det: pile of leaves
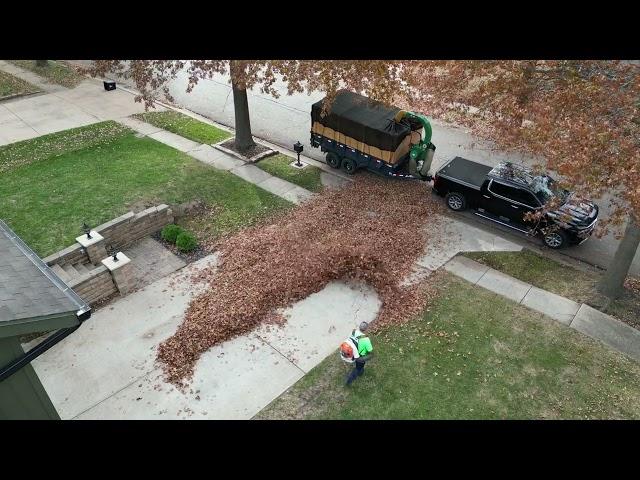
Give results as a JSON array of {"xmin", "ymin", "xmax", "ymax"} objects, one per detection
[{"xmin": 156, "ymin": 174, "xmax": 446, "ymax": 386}]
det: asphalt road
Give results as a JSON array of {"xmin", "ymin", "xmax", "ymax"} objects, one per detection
[{"xmin": 89, "ymin": 64, "xmax": 638, "ymax": 276}]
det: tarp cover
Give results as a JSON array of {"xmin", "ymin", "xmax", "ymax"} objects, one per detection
[{"xmin": 311, "ymin": 90, "xmax": 419, "ymax": 152}]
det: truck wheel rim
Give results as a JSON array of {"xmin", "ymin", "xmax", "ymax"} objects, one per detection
[
  {"xmin": 545, "ymin": 233, "xmax": 562, "ymax": 247},
  {"xmin": 448, "ymin": 196, "xmax": 462, "ymax": 209}
]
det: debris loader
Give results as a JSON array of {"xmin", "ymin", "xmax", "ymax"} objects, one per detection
[{"xmin": 310, "ymin": 90, "xmax": 436, "ymax": 180}]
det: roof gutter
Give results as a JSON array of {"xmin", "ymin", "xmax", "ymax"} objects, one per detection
[{"xmin": 0, "ymin": 308, "xmax": 91, "ymax": 383}]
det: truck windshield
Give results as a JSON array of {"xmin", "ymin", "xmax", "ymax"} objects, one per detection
[{"xmin": 530, "ymin": 176, "xmax": 567, "ymax": 204}]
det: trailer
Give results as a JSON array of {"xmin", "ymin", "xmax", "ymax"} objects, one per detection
[{"xmin": 309, "ymin": 90, "xmax": 436, "ymax": 180}]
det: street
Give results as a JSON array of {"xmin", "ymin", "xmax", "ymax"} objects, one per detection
[{"xmin": 82, "ymin": 64, "xmax": 640, "ymax": 276}]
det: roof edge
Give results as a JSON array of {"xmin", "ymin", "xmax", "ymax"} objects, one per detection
[{"xmin": 0, "ymin": 220, "xmax": 90, "ymax": 315}]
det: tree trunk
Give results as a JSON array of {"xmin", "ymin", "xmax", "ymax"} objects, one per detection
[
  {"xmin": 36, "ymin": 60, "xmax": 48, "ymax": 67},
  {"xmin": 231, "ymin": 79, "xmax": 255, "ymax": 152},
  {"xmin": 597, "ymin": 217, "xmax": 640, "ymax": 299}
]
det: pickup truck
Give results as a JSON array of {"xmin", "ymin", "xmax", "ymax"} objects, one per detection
[{"xmin": 432, "ymin": 157, "xmax": 599, "ymax": 249}]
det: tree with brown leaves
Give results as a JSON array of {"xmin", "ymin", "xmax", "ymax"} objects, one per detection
[
  {"xmin": 83, "ymin": 60, "xmax": 409, "ymax": 152},
  {"xmin": 407, "ymin": 60, "xmax": 639, "ymax": 299}
]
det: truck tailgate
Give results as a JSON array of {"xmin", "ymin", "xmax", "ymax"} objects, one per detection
[{"xmin": 436, "ymin": 156, "xmax": 492, "ymax": 190}]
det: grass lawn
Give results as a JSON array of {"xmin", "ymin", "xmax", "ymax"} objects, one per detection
[
  {"xmin": 132, "ymin": 111, "xmax": 232, "ymax": 145},
  {"xmin": 0, "ymin": 70, "xmax": 40, "ymax": 97},
  {"xmin": 257, "ymin": 154, "xmax": 323, "ymax": 192},
  {"xmin": 463, "ymin": 249, "xmax": 640, "ymax": 330},
  {"xmin": 0, "ymin": 121, "xmax": 291, "ymax": 257},
  {"xmin": 7, "ymin": 60, "xmax": 84, "ymax": 88},
  {"xmin": 256, "ymin": 273, "xmax": 640, "ymax": 420}
]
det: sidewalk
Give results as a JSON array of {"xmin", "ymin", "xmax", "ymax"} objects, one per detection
[
  {"xmin": 117, "ymin": 116, "xmax": 316, "ymax": 205},
  {"xmin": 444, "ymin": 256, "xmax": 640, "ymax": 363}
]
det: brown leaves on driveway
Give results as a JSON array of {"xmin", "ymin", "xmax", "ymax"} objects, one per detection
[{"xmin": 156, "ymin": 174, "xmax": 447, "ymax": 386}]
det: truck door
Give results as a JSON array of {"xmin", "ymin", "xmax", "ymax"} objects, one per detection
[{"xmin": 484, "ymin": 180, "xmax": 541, "ymax": 228}]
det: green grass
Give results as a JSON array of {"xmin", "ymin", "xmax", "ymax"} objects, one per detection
[
  {"xmin": 132, "ymin": 111, "xmax": 232, "ymax": 145},
  {"xmin": 0, "ymin": 121, "xmax": 130, "ymax": 174},
  {"xmin": 7, "ymin": 60, "xmax": 84, "ymax": 88},
  {"xmin": 257, "ymin": 154, "xmax": 323, "ymax": 192},
  {"xmin": 463, "ymin": 249, "xmax": 597, "ymax": 303},
  {"xmin": 0, "ymin": 70, "xmax": 40, "ymax": 97},
  {"xmin": 462, "ymin": 249, "xmax": 640, "ymax": 330},
  {"xmin": 256, "ymin": 273, "xmax": 640, "ymax": 420},
  {"xmin": 0, "ymin": 122, "xmax": 291, "ymax": 257}
]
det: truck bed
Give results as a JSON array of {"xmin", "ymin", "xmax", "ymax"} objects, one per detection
[{"xmin": 437, "ymin": 157, "xmax": 492, "ymax": 190}]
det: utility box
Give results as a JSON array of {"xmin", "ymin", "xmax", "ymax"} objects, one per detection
[{"xmin": 0, "ymin": 221, "xmax": 91, "ymax": 420}]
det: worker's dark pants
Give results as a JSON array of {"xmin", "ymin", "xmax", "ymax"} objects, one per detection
[{"xmin": 346, "ymin": 359, "xmax": 366, "ymax": 385}]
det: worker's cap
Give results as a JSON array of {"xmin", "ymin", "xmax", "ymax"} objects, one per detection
[{"xmin": 359, "ymin": 321, "xmax": 370, "ymax": 332}]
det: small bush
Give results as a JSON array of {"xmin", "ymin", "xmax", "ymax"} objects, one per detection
[
  {"xmin": 176, "ymin": 231, "xmax": 198, "ymax": 252},
  {"xmin": 161, "ymin": 224, "xmax": 184, "ymax": 243}
]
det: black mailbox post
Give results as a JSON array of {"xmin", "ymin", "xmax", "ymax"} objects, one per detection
[{"xmin": 293, "ymin": 141, "xmax": 304, "ymax": 167}]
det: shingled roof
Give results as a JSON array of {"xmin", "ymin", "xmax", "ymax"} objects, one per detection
[{"xmin": 0, "ymin": 220, "xmax": 88, "ymax": 338}]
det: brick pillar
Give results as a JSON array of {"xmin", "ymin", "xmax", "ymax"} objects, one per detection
[
  {"xmin": 76, "ymin": 231, "xmax": 107, "ymax": 265},
  {"xmin": 101, "ymin": 252, "xmax": 135, "ymax": 295}
]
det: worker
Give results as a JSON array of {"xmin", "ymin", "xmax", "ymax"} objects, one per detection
[{"xmin": 345, "ymin": 321, "xmax": 374, "ymax": 386}]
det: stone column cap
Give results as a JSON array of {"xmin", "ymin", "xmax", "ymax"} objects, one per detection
[
  {"xmin": 76, "ymin": 231, "xmax": 104, "ymax": 248},
  {"xmin": 101, "ymin": 252, "xmax": 131, "ymax": 271}
]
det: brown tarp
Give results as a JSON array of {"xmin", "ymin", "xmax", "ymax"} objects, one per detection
[{"xmin": 312, "ymin": 121, "xmax": 422, "ymax": 165}]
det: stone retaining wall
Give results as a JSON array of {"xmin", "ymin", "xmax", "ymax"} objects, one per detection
[
  {"xmin": 43, "ymin": 204, "xmax": 173, "ymax": 267},
  {"xmin": 95, "ymin": 204, "xmax": 173, "ymax": 252},
  {"xmin": 43, "ymin": 243, "xmax": 89, "ymax": 268},
  {"xmin": 67, "ymin": 265, "xmax": 118, "ymax": 304}
]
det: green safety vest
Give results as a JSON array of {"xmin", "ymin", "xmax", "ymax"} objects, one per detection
[{"xmin": 351, "ymin": 331, "xmax": 373, "ymax": 357}]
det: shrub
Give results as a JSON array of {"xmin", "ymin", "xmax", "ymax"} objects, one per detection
[
  {"xmin": 161, "ymin": 224, "xmax": 184, "ymax": 243},
  {"xmin": 176, "ymin": 231, "xmax": 198, "ymax": 252}
]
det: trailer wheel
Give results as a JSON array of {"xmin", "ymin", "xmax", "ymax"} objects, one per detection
[
  {"xmin": 326, "ymin": 152, "xmax": 341, "ymax": 169},
  {"xmin": 341, "ymin": 158, "xmax": 357, "ymax": 175},
  {"xmin": 445, "ymin": 192, "xmax": 466, "ymax": 211}
]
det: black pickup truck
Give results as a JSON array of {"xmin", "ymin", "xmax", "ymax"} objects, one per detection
[{"xmin": 432, "ymin": 157, "xmax": 599, "ymax": 249}]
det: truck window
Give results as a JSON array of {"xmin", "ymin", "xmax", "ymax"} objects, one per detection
[{"xmin": 489, "ymin": 181, "xmax": 539, "ymax": 207}]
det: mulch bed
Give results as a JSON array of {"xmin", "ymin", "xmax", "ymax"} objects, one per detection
[
  {"xmin": 219, "ymin": 138, "xmax": 272, "ymax": 159},
  {"xmin": 156, "ymin": 174, "xmax": 447, "ymax": 387},
  {"xmin": 151, "ymin": 231, "xmax": 210, "ymax": 264}
]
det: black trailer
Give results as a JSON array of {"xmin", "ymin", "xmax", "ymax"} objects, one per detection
[{"xmin": 309, "ymin": 90, "xmax": 432, "ymax": 180}]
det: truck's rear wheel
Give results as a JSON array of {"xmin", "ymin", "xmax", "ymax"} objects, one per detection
[
  {"xmin": 445, "ymin": 192, "xmax": 466, "ymax": 211},
  {"xmin": 326, "ymin": 152, "xmax": 341, "ymax": 169},
  {"xmin": 341, "ymin": 157, "xmax": 357, "ymax": 175},
  {"xmin": 543, "ymin": 230, "xmax": 568, "ymax": 249}
]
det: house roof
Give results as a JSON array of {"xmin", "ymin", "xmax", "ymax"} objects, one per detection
[{"xmin": 0, "ymin": 220, "xmax": 88, "ymax": 338}]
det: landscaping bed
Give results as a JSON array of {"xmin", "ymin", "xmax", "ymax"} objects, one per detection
[
  {"xmin": 218, "ymin": 138, "xmax": 273, "ymax": 161},
  {"xmin": 0, "ymin": 121, "xmax": 292, "ymax": 257},
  {"xmin": 0, "ymin": 70, "xmax": 41, "ymax": 98},
  {"xmin": 7, "ymin": 60, "xmax": 84, "ymax": 88},
  {"xmin": 256, "ymin": 272, "xmax": 640, "ymax": 420},
  {"xmin": 462, "ymin": 249, "xmax": 640, "ymax": 330},
  {"xmin": 132, "ymin": 111, "xmax": 231, "ymax": 145},
  {"xmin": 256, "ymin": 154, "xmax": 323, "ymax": 192}
]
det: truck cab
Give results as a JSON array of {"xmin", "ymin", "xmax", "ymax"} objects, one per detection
[{"xmin": 433, "ymin": 158, "xmax": 599, "ymax": 249}]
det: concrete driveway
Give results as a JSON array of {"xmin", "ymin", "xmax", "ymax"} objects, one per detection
[
  {"xmin": 30, "ymin": 255, "xmax": 381, "ymax": 420},
  {"xmin": 28, "ymin": 212, "xmax": 521, "ymax": 420}
]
